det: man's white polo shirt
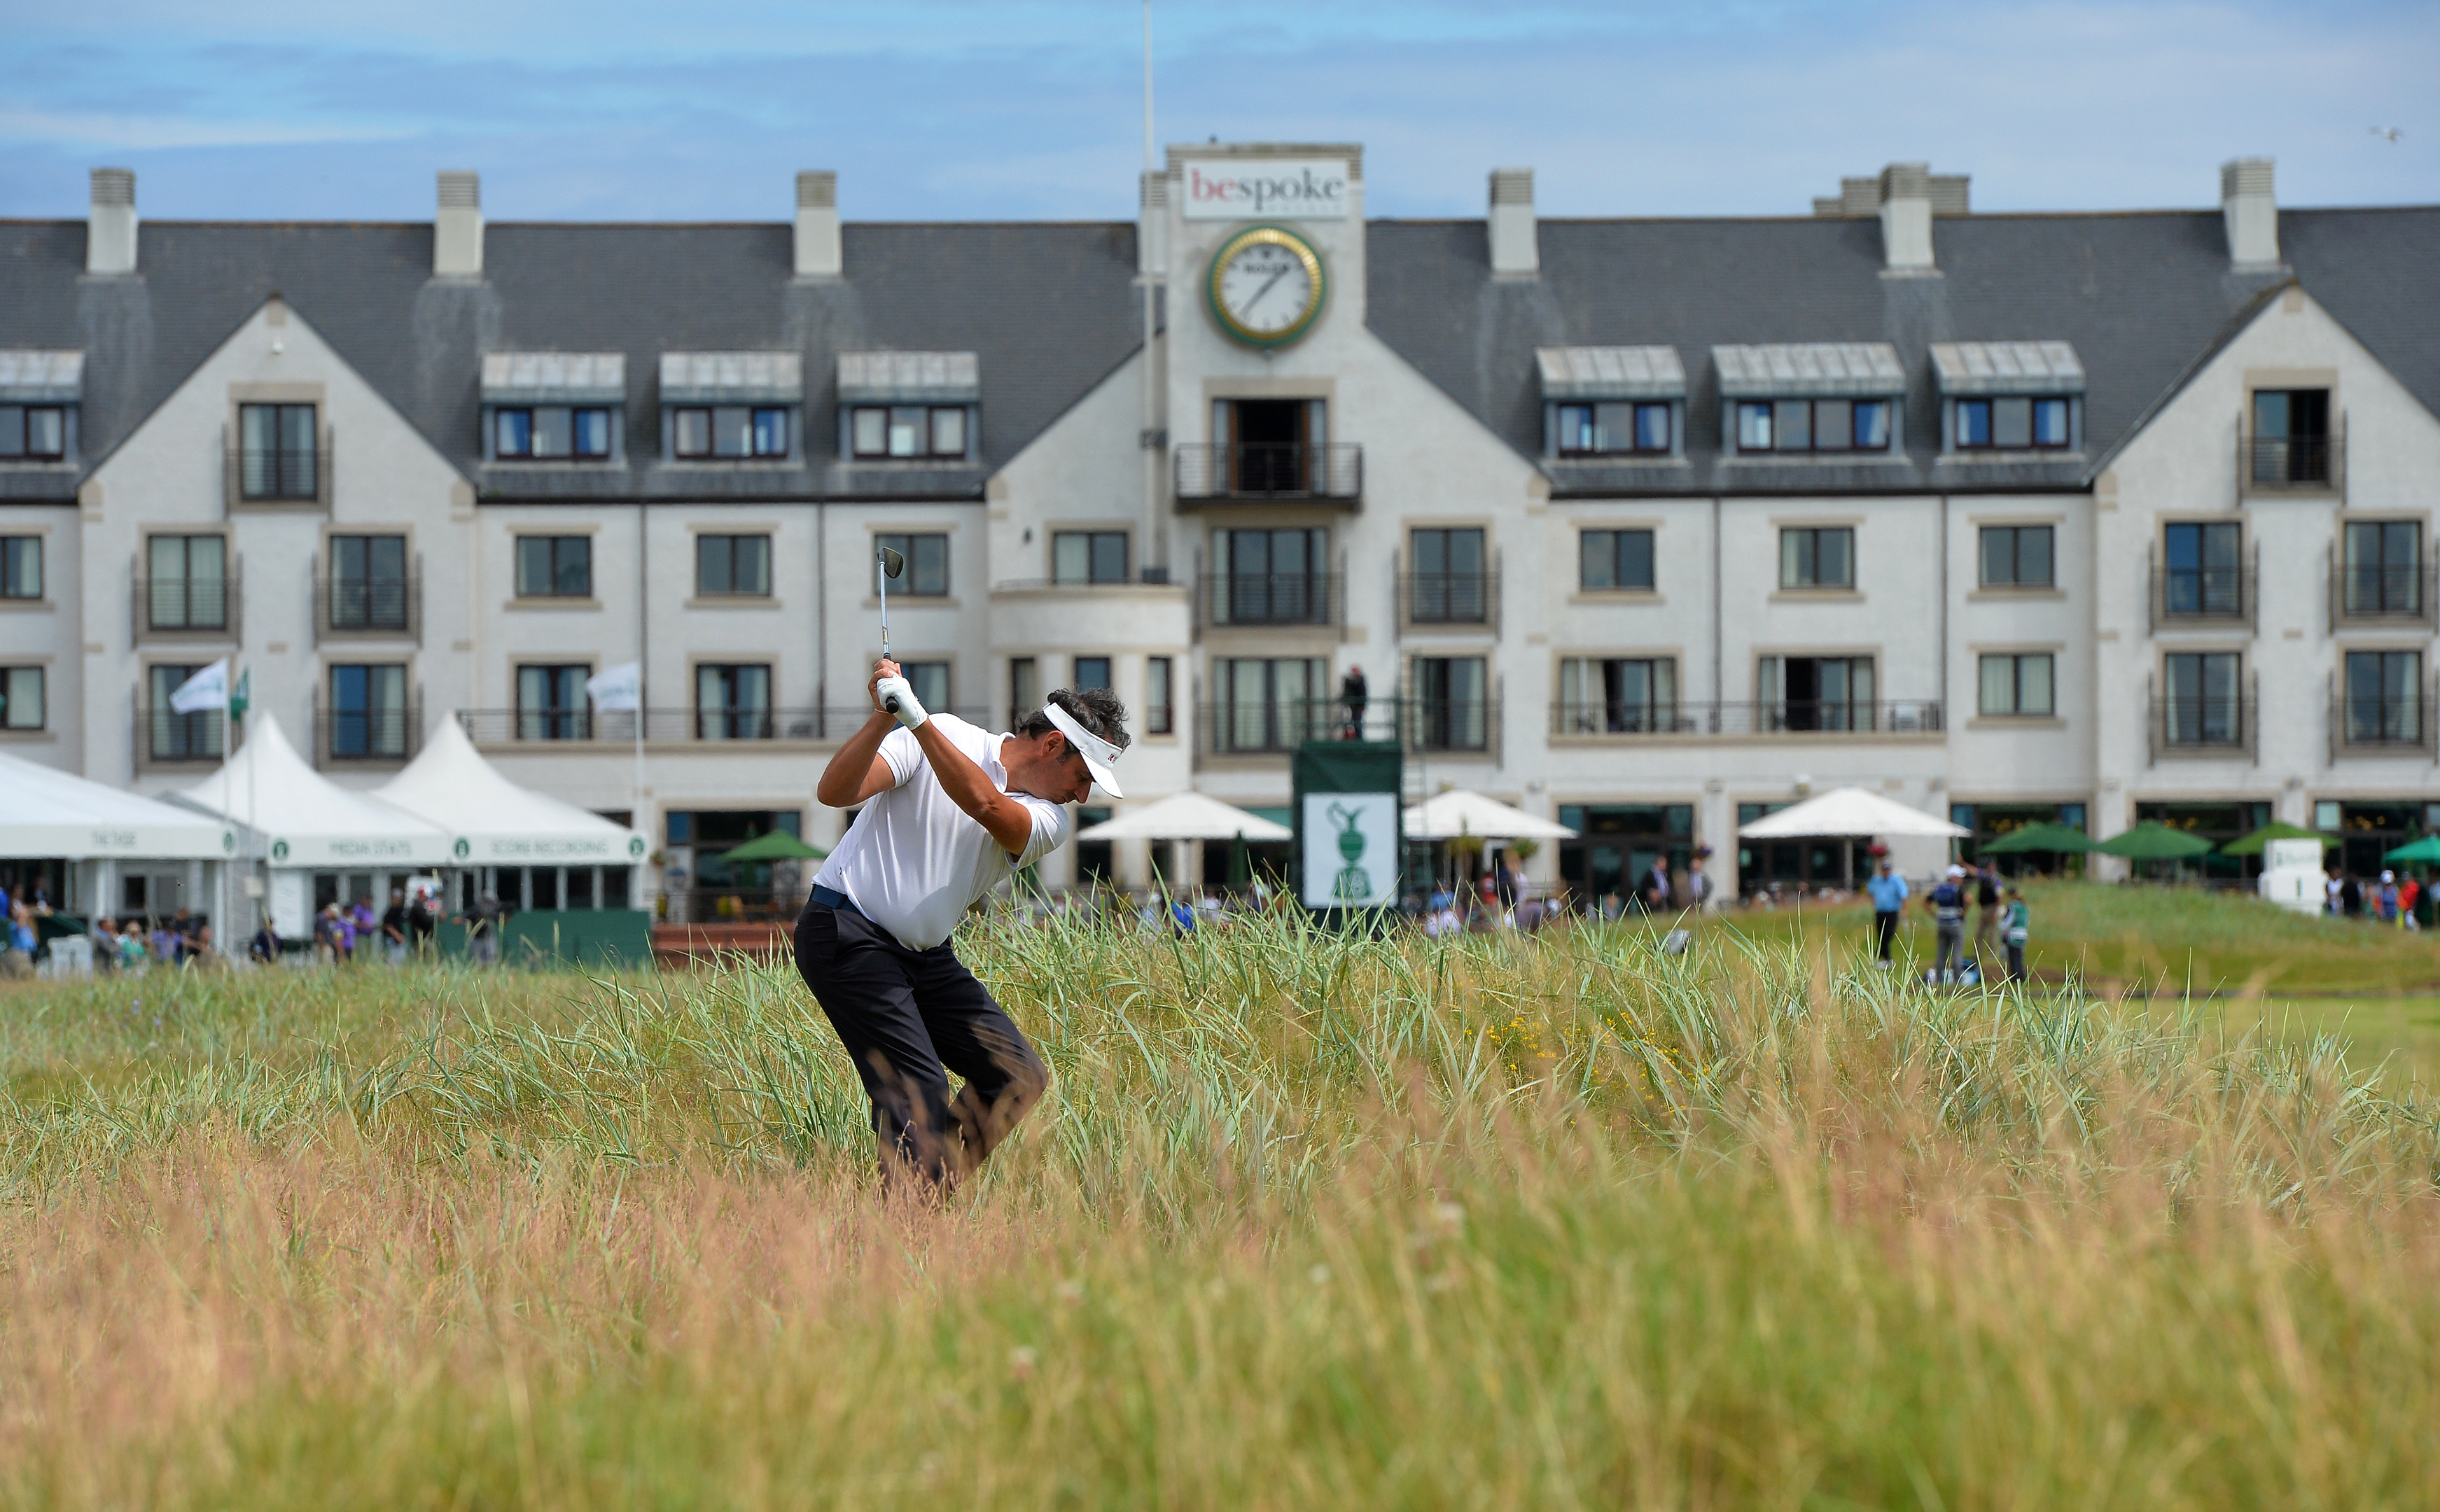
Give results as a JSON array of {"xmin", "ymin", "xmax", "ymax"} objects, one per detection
[{"xmin": 811, "ymin": 715, "xmax": 1072, "ymax": 951}]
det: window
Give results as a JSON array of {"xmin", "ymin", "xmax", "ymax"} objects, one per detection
[
  {"xmin": 1215, "ymin": 657, "xmax": 1328, "ymax": 751},
  {"xmin": 0, "ymin": 537, "xmax": 37, "ymax": 600},
  {"xmin": 1145, "ymin": 656, "xmax": 1173, "ymax": 735},
  {"xmin": 1072, "ymin": 657, "xmax": 1112, "ymax": 692},
  {"xmin": 674, "ymin": 406, "xmax": 790, "ymax": 459},
  {"xmin": 1956, "ymin": 398, "xmax": 2070, "ymax": 450},
  {"xmin": 1979, "ymin": 525, "xmax": 2055, "ymax": 588},
  {"xmin": 2343, "ymin": 651, "xmax": 2422, "ymax": 746},
  {"xmin": 697, "ymin": 534, "xmax": 772, "ymax": 596},
  {"xmin": 328, "ymin": 664, "xmax": 408, "ymax": 759},
  {"xmin": 874, "ymin": 533, "xmax": 949, "ymax": 596},
  {"xmin": 0, "ymin": 667, "xmax": 42, "ymax": 732},
  {"xmin": 143, "ymin": 664, "xmax": 220, "ymax": 757},
  {"xmin": 1556, "ymin": 401, "xmax": 1670, "ymax": 456},
  {"xmin": 1736, "ymin": 399, "xmax": 1890, "ymax": 454},
  {"xmin": 143, "ymin": 535, "xmax": 227, "ymax": 631},
  {"xmin": 495, "ymin": 406, "xmax": 612, "ymax": 460},
  {"xmin": 901, "ymin": 662, "xmax": 949, "ymax": 715},
  {"xmin": 330, "ymin": 535, "xmax": 408, "ymax": 631},
  {"xmin": 1978, "ymin": 653, "xmax": 2055, "ymax": 716},
  {"xmin": 849, "ymin": 405, "xmax": 968, "ymax": 459},
  {"xmin": 1558, "ymin": 657, "xmax": 1675, "ymax": 734},
  {"xmin": 1780, "ymin": 527, "xmax": 1855, "ymax": 589},
  {"xmin": 1212, "ymin": 527, "xmax": 1329, "ymax": 624},
  {"xmin": 1409, "ymin": 528, "xmax": 1487, "ymax": 622},
  {"xmin": 2250, "ymin": 388, "xmax": 2331, "ymax": 484},
  {"xmin": 2343, "ymin": 521, "xmax": 2422, "ymax": 616},
  {"xmin": 2162, "ymin": 652, "xmax": 2241, "ymax": 746},
  {"xmin": 1580, "ymin": 529, "xmax": 1655, "ymax": 592},
  {"xmin": 515, "ymin": 536, "xmax": 592, "ymax": 598},
  {"xmin": 1413, "ymin": 657, "xmax": 1489, "ymax": 750},
  {"xmin": 1008, "ymin": 657, "xmax": 1040, "ymax": 729},
  {"xmin": 237, "ymin": 403, "xmax": 317, "ymax": 500},
  {"xmin": 1053, "ymin": 531, "xmax": 1128, "ymax": 585},
  {"xmin": 517, "ymin": 664, "xmax": 592, "ymax": 741},
  {"xmin": 696, "ymin": 664, "xmax": 772, "ymax": 741},
  {"xmin": 1759, "ymin": 655, "xmax": 1875, "ymax": 732},
  {"xmin": 2163, "ymin": 522, "xmax": 2243, "ymax": 617},
  {"xmin": 0, "ymin": 406, "xmax": 65, "ymax": 461}
]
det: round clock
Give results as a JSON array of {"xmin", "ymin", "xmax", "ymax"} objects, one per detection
[{"xmin": 1206, "ymin": 225, "xmax": 1327, "ymax": 348}]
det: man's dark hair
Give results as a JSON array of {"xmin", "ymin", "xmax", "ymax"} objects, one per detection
[{"xmin": 1017, "ymin": 687, "xmax": 1131, "ymax": 752}]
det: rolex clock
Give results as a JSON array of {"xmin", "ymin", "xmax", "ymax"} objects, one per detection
[{"xmin": 1207, "ymin": 225, "xmax": 1327, "ymax": 348}]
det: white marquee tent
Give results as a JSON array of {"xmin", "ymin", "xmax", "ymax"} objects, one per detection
[
  {"xmin": 1075, "ymin": 792, "xmax": 1295, "ymax": 842},
  {"xmin": 169, "ymin": 715, "xmax": 451, "ymax": 869},
  {"xmin": 374, "ymin": 716, "xmax": 647, "ymax": 872},
  {"xmin": 1404, "ymin": 789, "xmax": 1578, "ymax": 841},
  {"xmin": 0, "ymin": 751, "xmax": 235, "ymax": 862}
]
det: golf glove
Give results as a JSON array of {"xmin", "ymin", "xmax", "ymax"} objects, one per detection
[{"xmin": 874, "ymin": 676, "xmax": 928, "ymax": 729}]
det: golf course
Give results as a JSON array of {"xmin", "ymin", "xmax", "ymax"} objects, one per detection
[{"xmin": 0, "ymin": 884, "xmax": 2434, "ymax": 1506}]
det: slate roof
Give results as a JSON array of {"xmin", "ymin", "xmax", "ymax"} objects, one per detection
[
  {"xmin": 0, "ymin": 218, "xmax": 1142, "ymax": 504},
  {"xmin": 1363, "ymin": 205, "xmax": 2440, "ymax": 496}
]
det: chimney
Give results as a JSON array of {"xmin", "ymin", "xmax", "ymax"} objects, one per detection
[
  {"xmin": 1489, "ymin": 167, "xmax": 1538, "ymax": 275},
  {"xmin": 795, "ymin": 171, "xmax": 841, "ymax": 278},
  {"xmin": 2221, "ymin": 157, "xmax": 2279, "ymax": 269},
  {"xmin": 435, "ymin": 171, "xmax": 482, "ymax": 278},
  {"xmin": 1877, "ymin": 162, "xmax": 1935, "ymax": 272},
  {"xmin": 87, "ymin": 167, "xmax": 137, "ymax": 276}
]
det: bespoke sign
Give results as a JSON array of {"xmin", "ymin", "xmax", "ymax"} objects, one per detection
[{"xmin": 1182, "ymin": 160, "xmax": 1351, "ymax": 221}]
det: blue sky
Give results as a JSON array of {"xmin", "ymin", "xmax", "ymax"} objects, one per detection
[{"xmin": 4, "ymin": 1, "xmax": 2434, "ymax": 223}]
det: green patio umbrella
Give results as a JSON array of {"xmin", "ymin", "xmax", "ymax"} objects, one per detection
[
  {"xmin": 2381, "ymin": 835, "xmax": 2440, "ymax": 864},
  {"xmin": 1226, "ymin": 834, "xmax": 1253, "ymax": 890},
  {"xmin": 721, "ymin": 830, "xmax": 829, "ymax": 862},
  {"xmin": 2220, "ymin": 821, "xmax": 2328, "ymax": 857},
  {"xmin": 2096, "ymin": 821, "xmax": 2218, "ymax": 861},
  {"xmin": 1977, "ymin": 820, "xmax": 2101, "ymax": 855}
]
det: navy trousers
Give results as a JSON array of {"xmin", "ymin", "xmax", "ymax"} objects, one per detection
[{"xmin": 792, "ymin": 900, "xmax": 1048, "ymax": 1185}]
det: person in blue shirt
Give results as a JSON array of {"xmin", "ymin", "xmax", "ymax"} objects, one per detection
[
  {"xmin": 1864, "ymin": 854, "xmax": 1909, "ymax": 969},
  {"xmin": 1925, "ymin": 864, "xmax": 1970, "ymax": 983}
]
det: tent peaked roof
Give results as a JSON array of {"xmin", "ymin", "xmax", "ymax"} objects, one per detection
[
  {"xmin": 1075, "ymin": 792, "xmax": 1294, "ymax": 842},
  {"xmin": 373, "ymin": 716, "xmax": 646, "ymax": 867},
  {"xmin": 169, "ymin": 715, "xmax": 449, "ymax": 867},
  {"xmin": 0, "ymin": 751, "xmax": 236, "ymax": 860},
  {"xmin": 1737, "ymin": 786, "xmax": 1970, "ymax": 839},
  {"xmin": 1404, "ymin": 790, "xmax": 1577, "ymax": 841}
]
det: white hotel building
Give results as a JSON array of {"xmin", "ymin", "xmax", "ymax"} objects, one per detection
[{"xmin": 3, "ymin": 145, "xmax": 2436, "ymax": 914}]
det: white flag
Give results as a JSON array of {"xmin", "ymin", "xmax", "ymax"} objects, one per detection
[
  {"xmin": 169, "ymin": 659, "xmax": 229, "ymax": 714},
  {"xmin": 586, "ymin": 662, "xmax": 641, "ymax": 712}
]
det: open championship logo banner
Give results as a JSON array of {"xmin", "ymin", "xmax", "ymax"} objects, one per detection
[
  {"xmin": 1182, "ymin": 160, "xmax": 1351, "ymax": 220},
  {"xmin": 1302, "ymin": 792, "xmax": 1396, "ymax": 909}
]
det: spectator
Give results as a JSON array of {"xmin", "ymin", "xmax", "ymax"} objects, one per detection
[
  {"xmin": 2378, "ymin": 870, "xmax": 2400, "ymax": 924},
  {"xmin": 349, "ymin": 896, "xmax": 378, "ymax": 959},
  {"xmin": 1469, "ymin": 876, "xmax": 1502, "ymax": 933},
  {"xmin": 1640, "ymin": 856, "xmax": 1672, "ymax": 915},
  {"xmin": 2002, "ymin": 884, "xmax": 2030, "ymax": 985},
  {"xmin": 1685, "ymin": 846, "xmax": 1714, "ymax": 913},
  {"xmin": 463, "ymin": 891, "xmax": 506, "ymax": 965},
  {"xmin": 1339, "ymin": 664, "xmax": 1369, "ymax": 739},
  {"xmin": 1494, "ymin": 854, "xmax": 1521, "ymax": 914},
  {"xmin": 407, "ymin": 888, "xmax": 437, "ymax": 958},
  {"xmin": 1925, "ymin": 864, "xmax": 1969, "ymax": 984},
  {"xmin": 381, "ymin": 889, "xmax": 410, "ymax": 966},
  {"xmin": 1, "ymin": 902, "xmax": 36, "ymax": 979},
  {"xmin": 117, "ymin": 920, "xmax": 150, "ymax": 973},
  {"xmin": 2326, "ymin": 864, "xmax": 2344, "ymax": 918},
  {"xmin": 2341, "ymin": 873, "xmax": 2364, "ymax": 918},
  {"xmin": 249, "ymin": 918, "xmax": 281, "ymax": 964},
  {"xmin": 1972, "ymin": 861, "xmax": 2002, "ymax": 969},
  {"xmin": 1422, "ymin": 887, "xmax": 1458, "ymax": 939},
  {"xmin": 1865, "ymin": 855, "xmax": 1909, "ymax": 969},
  {"xmin": 2401, "ymin": 874, "xmax": 2421, "ymax": 930}
]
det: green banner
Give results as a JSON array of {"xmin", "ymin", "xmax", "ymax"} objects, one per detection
[{"xmin": 1292, "ymin": 739, "xmax": 1402, "ymax": 919}]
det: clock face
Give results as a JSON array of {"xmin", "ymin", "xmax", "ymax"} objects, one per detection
[{"xmin": 1207, "ymin": 226, "xmax": 1327, "ymax": 347}]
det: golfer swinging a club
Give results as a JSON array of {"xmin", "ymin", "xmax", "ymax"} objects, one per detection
[{"xmin": 797, "ymin": 650, "xmax": 1129, "ymax": 1188}]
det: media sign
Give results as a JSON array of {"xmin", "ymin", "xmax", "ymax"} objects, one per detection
[{"xmin": 1182, "ymin": 160, "xmax": 1351, "ymax": 220}]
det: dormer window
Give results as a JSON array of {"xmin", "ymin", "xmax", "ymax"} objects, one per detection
[
  {"xmin": 480, "ymin": 352, "xmax": 625, "ymax": 464},
  {"xmin": 837, "ymin": 351, "xmax": 980, "ymax": 463},
  {"xmin": 660, "ymin": 353, "xmax": 802, "ymax": 463},
  {"xmin": 1715, "ymin": 344, "xmax": 1904, "ymax": 456},
  {"xmin": 1932, "ymin": 342, "xmax": 2084, "ymax": 456},
  {"xmin": 0, "ymin": 351, "xmax": 81, "ymax": 463},
  {"xmin": 1536, "ymin": 346, "xmax": 1683, "ymax": 458},
  {"xmin": 0, "ymin": 407, "xmax": 64, "ymax": 461}
]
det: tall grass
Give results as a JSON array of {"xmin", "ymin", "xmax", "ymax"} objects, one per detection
[{"xmin": 0, "ymin": 916, "xmax": 2435, "ymax": 1507}]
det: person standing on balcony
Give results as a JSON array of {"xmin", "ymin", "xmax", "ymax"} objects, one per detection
[
  {"xmin": 1340, "ymin": 664, "xmax": 1368, "ymax": 740},
  {"xmin": 1865, "ymin": 854, "xmax": 1908, "ymax": 969}
]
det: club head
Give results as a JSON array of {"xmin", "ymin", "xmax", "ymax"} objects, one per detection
[{"xmin": 877, "ymin": 547, "xmax": 906, "ymax": 580}]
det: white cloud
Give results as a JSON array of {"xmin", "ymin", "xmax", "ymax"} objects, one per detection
[{"xmin": 0, "ymin": 107, "xmax": 416, "ymax": 152}]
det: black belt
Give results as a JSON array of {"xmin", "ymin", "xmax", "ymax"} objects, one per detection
[{"xmin": 809, "ymin": 884, "xmax": 863, "ymax": 919}]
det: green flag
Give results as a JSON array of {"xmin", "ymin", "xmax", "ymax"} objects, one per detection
[{"xmin": 228, "ymin": 667, "xmax": 249, "ymax": 725}]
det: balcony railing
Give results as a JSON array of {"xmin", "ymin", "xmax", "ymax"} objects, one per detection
[
  {"xmin": 312, "ymin": 695, "xmax": 423, "ymax": 767},
  {"xmin": 2240, "ymin": 426, "xmax": 2342, "ymax": 494},
  {"xmin": 134, "ymin": 571, "xmax": 240, "ymax": 640},
  {"xmin": 1199, "ymin": 572, "xmax": 1340, "ymax": 628},
  {"xmin": 1400, "ymin": 570, "xmax": 1499, "ymax": 627},
  {"xmin": 2330, "ymin": 683, "xmax": 2437, "ymax": 760},
  {"xmin": 2330, "ymin": 550, "xmax": 2436, "ymax": 629},
  {"xmin": 989, "ymin": 569, "xmax": 1176, "ymax": 592},
  {"xmin": 1197, "ymin": 696, "xmax": 1495, "ymax": 755},
  {"xmin": 2149, "ymin": 560, "xmax": 2257, "ymax": 631},
  {"xmin": 2146, "ymin": 680, "xmax": 2257, "ymax": 764},
  {"xmin": 457, "ymin": 706, "xmax": 992, "ymax": 746},
  {"xmin": 133, "ymin": 700, "xmax": 225, "ymax": 767},
  {"xmin": 1174, "ymin": 442, "xmax": 1362, "ymax": 502},
  {"xmin": 225, "ymin": 438, "xmax": 332, "ymax": 507},
  {"xmin": 314, "ymin": 572, "xmax": 419, "ymax": 642},
  {"xmin": 1549, "ymin": 700, "xmax": 1945, "ymax": 737}
]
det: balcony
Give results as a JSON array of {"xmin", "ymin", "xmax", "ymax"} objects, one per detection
[
  {"xmin": 2329, "ymin": 550, "xmax": 2436, "ymax": 631},
  {"xmin": 456, "ymin": 706, "xmax": 990, "ymax": 746},
  {"xmin": 225, "ymin": 438, "xmax": 332, "ymax": 507},
  {"xmin": 314, "ymin": 572, "xmax": 420, "ymax": 643},
  {"xmin": 2238, "ymin": 426, "xmax": 2343, "ymax": 497},
  {"xmin": 134, "ymin": 570, "xmax": 241, "ymax": 642},
  {"xmin": 1399, "ymin": 570, "xmax": 1500, "ymax": 629},
  {"xmin": 2146, "ymin": 682, "xmax": 2257, "ymax": 764},
  {"xmin": 1173, "ymin": 442, "xmax": 1361, "ymax": 504},
  {"xmin": 2330, "ymin": 687, "xmax": 2436, "ymax": 760},
  {"xmin": 309, "ymin": 693, "xmax": 423, "ymax": 769},
  {"xmin": 132, "ymin": 700, "xmax": 225, "ymax": 769},
  {"xmin": 1197, "ymin": 695, "xmax": 1498, "ymax": 757},
  {"xmin": 1199, "ymin": 572, "xmax": 1341, "ymax": 629},
  {"xmin": 2149, "ymin": 561, "xmax": 2256, "ymax": 632},
  {"xmin": 1549, "ymin": 700, "xmax": 1945, "ymax": 737}
]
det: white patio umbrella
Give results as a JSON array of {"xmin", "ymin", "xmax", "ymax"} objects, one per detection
[
  {"xmin": 1403, "ymin": 789, "xmax": 1577, "ymax": 841},
  {"xmin": 1736, "ymin": 785, "xmax": 1968, "ymax": 840},
  {"xmin": 1075, "ymin": 792, "xmax": 1294, "ymax": 841}
]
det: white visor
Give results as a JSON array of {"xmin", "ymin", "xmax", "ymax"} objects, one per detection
[{"xmin": 1041, "ymin": 702, "xmax": 1126, "ymax": 798}]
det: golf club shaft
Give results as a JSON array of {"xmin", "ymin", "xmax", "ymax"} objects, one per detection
[{"xmin": 879, "ymin": 562, "xmax": 900, "ymax": 713}]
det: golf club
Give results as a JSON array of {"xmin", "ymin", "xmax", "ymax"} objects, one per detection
[{"xmin": 877, "ymin": 546, "xmax": 906, "ymax": 713}]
